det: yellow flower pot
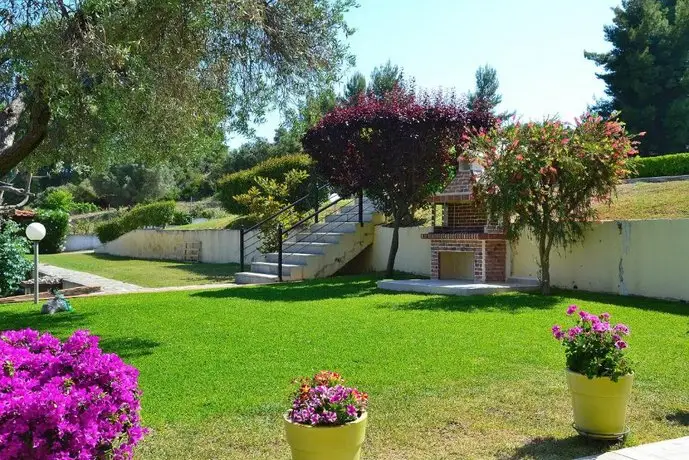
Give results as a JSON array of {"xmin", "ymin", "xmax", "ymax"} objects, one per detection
[
  {"xmin": 283, "ymin": 412, "xmax": 367, "ymax": 460},
  {"xmin": 566, "ymin": 370, "xmax": 634, "ymax": 439}
]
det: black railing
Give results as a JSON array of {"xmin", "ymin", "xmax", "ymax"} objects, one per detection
[
  {"xmin": 239, "ymin": 187, "xmax": 368, "ymax": 281},
  {"xmin": 239, "ymin": 184, "xmax": 329, "ymax": 272}
]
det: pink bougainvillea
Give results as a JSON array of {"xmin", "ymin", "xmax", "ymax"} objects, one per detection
[{"xmin": 0, "ymin": 329, "xmax": 147, "ymax": 459}]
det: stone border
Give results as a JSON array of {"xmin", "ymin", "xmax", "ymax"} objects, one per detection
[{"xmin": 624, "ymin": 174, "xmax": 689, "ymax": 184}]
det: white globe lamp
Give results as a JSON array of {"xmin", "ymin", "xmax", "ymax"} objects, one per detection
[
  {"xmin": 26, "ymin": 222, "xmax": 47, "ymax": 304},
  {"xmin": 26, "ymin": 222, "xmax": 46, "ymax": 242}
]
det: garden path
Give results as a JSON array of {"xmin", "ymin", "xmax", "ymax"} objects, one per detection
[
  {"xmin": 39, "ymin": 263, "xmax": 145, "ymax": 294},
  {"xmin": 579, "ymin": 436, "xmax": 689, "ymax": 459}
]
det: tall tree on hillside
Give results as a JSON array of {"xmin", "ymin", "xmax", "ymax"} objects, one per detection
[
  {"xmin": 340, "ymin": 72, "xmax": 367, "ymax": 104},
  {"xmin": 585, "ymin": 0, "xmax": 689, "ymax": 155},
  {"xmin": 468, "ymin": 64, "xmax": 513, "ymax": 120},
  {"xmin": 0, "ymin": 0, "xmax": 355, "ymax": 206},
  {"xmin": 369, "ymin": 61, "xmax": 404, "ymax": 99}
]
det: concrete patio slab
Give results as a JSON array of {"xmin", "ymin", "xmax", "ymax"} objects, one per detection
[
  {"xmin": 578, "ymin": 436, "xmax": 689, "ymax": 459},
  {"xmin": 376, "ymin": 278, "xmax": 539, "ymax": 296}
]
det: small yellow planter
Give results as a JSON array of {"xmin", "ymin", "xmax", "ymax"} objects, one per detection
[
  {"xmin": 566, "ymin": 370, "xmax": 634, "ymax": 439},
  {"xmin": 283, "ymin": 412, "xmax": 368, "ymax": 460}
]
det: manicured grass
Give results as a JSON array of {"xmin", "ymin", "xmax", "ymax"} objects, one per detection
[
  {"xmin": 38, "ymin": 253, "xmax": 239, "ymax": 287},
  {"xmin": 595, "ymin": 180, "xmax": 689, "ymax": 220},
  {"xmin": 2, "ymin": 276, "xmax": 688, "ymax": 459}
]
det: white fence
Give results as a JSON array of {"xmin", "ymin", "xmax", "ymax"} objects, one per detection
[{"xmin": 96, "ymin": 229, "xmax": 260, "ymax": 264}]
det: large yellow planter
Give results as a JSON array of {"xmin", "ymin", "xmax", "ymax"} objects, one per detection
[
  {"xmin": 566, "ymin": 370, "xmax": 634, "ymax": 439},
  {"xmin": 283, "ymin": 412, "xmax": 367, "ymax": 460}
]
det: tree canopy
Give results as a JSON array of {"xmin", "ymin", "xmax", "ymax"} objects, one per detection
[
  {"xmin": 585, "ymin": 0, "xmax": 689, "ymax": 155},
  {"xmin": 303, "ymin": 88, "xmax": 496, "ymax": 276},
  {"xmin": 470, "ymin": 115, "xmax": 639, "ymax": 294},
  {"xmin": 0, "ymin": 0, "xmax": 355, "ymax": 181}
]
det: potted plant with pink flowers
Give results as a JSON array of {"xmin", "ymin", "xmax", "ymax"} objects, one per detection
[
  {"xmin": 552, "ymin": 305, "xmax": 633, "ymax": 439},
  {"xmin": 284, "ymin": 370, "xmax": 368, "ymax": 460}
]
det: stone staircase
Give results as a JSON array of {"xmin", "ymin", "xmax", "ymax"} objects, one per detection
[{"xmin": 235, "ymin": 198, "xmax": 382, "ymax": 284}]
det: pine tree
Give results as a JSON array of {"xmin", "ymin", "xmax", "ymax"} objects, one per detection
[{"xmin": 586, "ymin": 0, "xmax": 689, "ymax": 155}]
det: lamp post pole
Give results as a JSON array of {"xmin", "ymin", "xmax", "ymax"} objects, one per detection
[
  {"xmin": 33, "ymin": 241, "xmax": 39, "ymax": 305},
  {"xmin": 25, "ymin": 222, "xmax": 47, "ymax": 306}
]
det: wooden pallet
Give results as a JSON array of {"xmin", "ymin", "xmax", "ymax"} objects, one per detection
[{"xmin": 182, "ymin": 241, "xmax": 202, "ymax": 262}]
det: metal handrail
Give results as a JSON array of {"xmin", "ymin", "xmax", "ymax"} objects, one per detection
[
  {"xmin": 243, "ymin": 184, "xmax": 329, "ymax": 234},
  {"xmin": 282, "ymin": 196, "xmax": 344, "ymax": 236}
]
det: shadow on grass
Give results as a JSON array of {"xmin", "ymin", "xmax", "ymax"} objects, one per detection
[
  {"xmin": 505, "ymin": 435, "xmax": 618, "ymax": 460},
  {"xmin": 191, "ymin": 275, "xmax": 383, "ymax": 302},
  {"xmin": 384, "ymin": 291, "xmax": 561, "ymax": 313},
  {"xmin": 551, "ymin": 288, "xmax": 689, "ymax": 317},
  {"xmin": 99, "ymin": 336, "xmax": 161, "ymax": 359},
  {"xmin": 159, "ymin": 262, "xmax": 240, "ymax": 282},
  {"xmin": 0, "ymin": 309, "xmax": 92, "ymax": 334},
  {"xmin": 664, "ymin": 409, "xmax": 689, "ymax": 426}
]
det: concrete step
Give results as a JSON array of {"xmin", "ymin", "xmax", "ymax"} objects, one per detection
[
  {"xmin": 251, "ymin": 261, "xmax": 304, "ymax": 278},
  {"xmin": 234, "ymin": 272, "xmax": 279, "ymax": 284},
  {"xmin": 310, "ymin": 222, "xmax": 359, "ymax": 233},
  {"xmin": 325, "ymin": 213, "xmax": 373, "ymax": 223},
  {"xmin": 279, "ymin": 241, "xmax": 333, "ymax": 254},
  {"xmin": 292, "ymin": 232, "xmax": 344, "ymax": 244},
  {"xmin": 265, "ymin": 252, "xmax": 322, "ymax": 265}
]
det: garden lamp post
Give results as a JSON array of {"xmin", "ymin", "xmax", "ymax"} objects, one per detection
[{"xmin": 25, "ymin": 222, "xmax": 46, "ymax": 305}]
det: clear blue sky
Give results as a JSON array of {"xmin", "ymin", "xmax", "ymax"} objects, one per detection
[{"xmin": 228, "ymin": 0, "xmax": 620, "ymax": 148}]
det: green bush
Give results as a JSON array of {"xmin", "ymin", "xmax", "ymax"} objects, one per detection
[
  {"xmin": 39, "ymin": 188, "xmax": 74, "ymax": 212},
  {"xmin": 629, "ymin": 152, "xmax": 689, "ymax": 178},
  {"xmin": 216, "ymin": 154, "xmax": 315, "ymax": 214},
  {"xmin": 0, "ymin": 220, "xmax": 33, "ymax": 297},
  {"xmin": 34, "ymin": 209, "xmax": 70, "ymax": 254},
  {"xmin": 69, "ymin": 202, "xmax": 100, "ymax": 215},
  {"xmin": 95, "ymin": 219, "xmax": 126, "ymax": 244},
  {"xmin": 171, "ymin": 209, "xmax": 193, "ymax": 226},
  {"xmin": 96, "ymin": 201, "xmax": 176, "ymax": 243}
]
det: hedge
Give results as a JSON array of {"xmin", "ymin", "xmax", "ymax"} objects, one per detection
[
  {"xmin": 34, "ymin": 209, "xmax": 70, "ymax": 254},
  {"xmin": 629, "ymin": 152, "xmax": 689, "ymax": 178},
  {"xmin": 216, "ymin": 154, "xmax": 315, "ymax": 214},
  {"xmin": 96, "ymin": 201, "xmax": 176, "ymax": 243}
]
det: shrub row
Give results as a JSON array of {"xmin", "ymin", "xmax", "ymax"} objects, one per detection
[
  {"xmin": 96, "ymin": 201, "xmax": 176, "ymax": 243},
  {"xmin": 34, "ymin": 209, "xmax": 70, "ymax": 254},
  {"xmin": 216, "ymin": 154, "xmax": 315, "ymax": 214},
  {"xmin": 629, "ymin": 152, "xmax": 689, "ymax": 178}
]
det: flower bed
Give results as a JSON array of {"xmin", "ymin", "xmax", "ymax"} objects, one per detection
[{"xmin": 0, "ymin": 329, "xmax": 146, "ymax": 459}]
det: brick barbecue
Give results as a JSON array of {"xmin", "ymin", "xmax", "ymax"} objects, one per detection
[{"xmin": 422, "ymin": 160, "xmax": 507, "ymax": 282}]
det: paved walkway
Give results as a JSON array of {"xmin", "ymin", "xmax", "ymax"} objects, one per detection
[
  {"xmin": 39, "ymin": 264, "xmax": 146, "ymax": 294},
  {"xmin": 38, "ymin": 264, "xmax": 240, "ymax": 296},
  {"xmin": 579, "ymin": 436, "xmax": 689, "ymax": 460}
]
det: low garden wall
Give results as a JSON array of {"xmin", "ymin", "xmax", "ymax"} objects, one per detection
[
  {"xmin": 95, "ymin": 229, "xmax": 260, "ymax": 264},
  {"xmin": 65, "ymin": 235, "xmax": 102, "ymax": 252},
  {"xmin": 365, "ymin": 220, "xmax": 689, "ymax": 301}
]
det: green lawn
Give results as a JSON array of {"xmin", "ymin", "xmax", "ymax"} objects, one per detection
[
  {"xmin": 39, "ymin": 253, "xmax": 239, "ymax": 287},
  {"xmin": 595, "ymin": 180, "xmax": 689, "ymax": 220},
  {"xmin": 2, "ymin": 276, "xmax": 688, "ymax": 459}
]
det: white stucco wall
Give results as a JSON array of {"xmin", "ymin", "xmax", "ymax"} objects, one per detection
[
  {"xmin": 65, "ymin": 235, "xmax": 102, "ymax": 252},
  {"xmin": 364, "ymin": 220, "xmax": 689, "ymax": 301},
  {"xmin": 510, "ymin": 219, "xmax": 689, "ymax": 301},
  {"xmin": 95, "ymin": 229, "xmax": 260, "ymax": 264},
  {"xmin": 362, "ymin": 226, "xmax": 432, "ymax": 275}
]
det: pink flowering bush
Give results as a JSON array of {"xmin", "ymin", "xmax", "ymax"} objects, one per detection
[
  {"xmin": 287, "ymin": 371, "xmax": 368, "ymax": 426},
  {"xmin": 552, "ymin": 306, "xmax": 632, "ymax": 381},
  {"xmin": 0, "ymin": 329, "xmax": 147, "ymax": 459}
]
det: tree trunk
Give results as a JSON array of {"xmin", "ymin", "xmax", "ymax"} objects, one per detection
[
  {"xmin": 385, "ymin": 216, "xmax": 400, "ymax": 278},
  {"xmin": 0, "ymin": 90, "xmax": 51, "ymax": 178},
  {"xmin": 538, "ymin": 234, "xmax": 551, "ymax": 295}
]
